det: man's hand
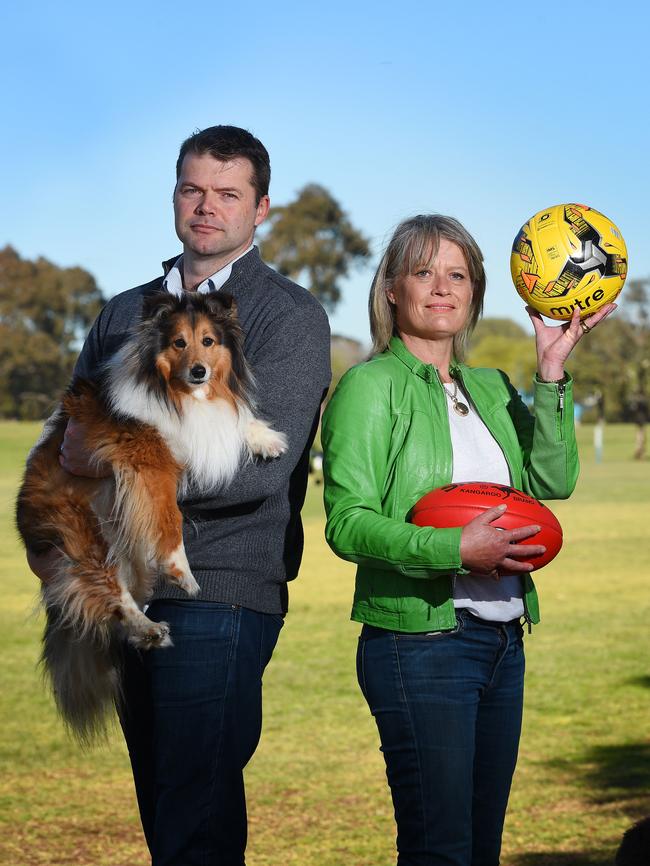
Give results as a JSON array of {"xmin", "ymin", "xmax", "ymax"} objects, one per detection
[
  {"xmin": 59, "ymin": 419, "xmax": 111, "ymax": 478},
  {"xmin": 459, "ymin": 505, "xmax": 545, "ymax": 577}
]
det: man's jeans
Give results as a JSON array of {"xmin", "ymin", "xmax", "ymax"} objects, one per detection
[
  {"xmin": 357, "ymin": 609, "xmax": 525, "ymax": 866},
  {"xmin": 119, "ymin": 600, "xmax": 283, "ymax": 866}
]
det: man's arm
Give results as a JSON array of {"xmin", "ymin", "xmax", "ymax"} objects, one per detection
[
  {"xmin": 61, "ymin": 292, "xmax": 143, "ymax": 476},
  {"xmin": 51, "ymin": 295, "xmax": 108, "ymax": 479},
  {"xmin": 28, "ymin": 303, "xmax": 115, "ymax": 579}
]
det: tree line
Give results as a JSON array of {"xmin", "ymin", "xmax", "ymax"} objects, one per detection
[
  {"xmin": 1, "ymin": 185, "xmax": 648, "ymax": 445},
  {"xmin": 0, "ymin": 246, "xmax": 104, "ymax": 419}
]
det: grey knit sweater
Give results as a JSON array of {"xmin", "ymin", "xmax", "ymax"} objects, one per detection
[{"xmin": 74, "ymin": 247, "xmax": 331, "ymax": 615}]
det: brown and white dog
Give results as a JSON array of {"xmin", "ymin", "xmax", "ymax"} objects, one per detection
[{"xmin": 16, "ymin": 290, "xmax": 287, "ymax": 739}]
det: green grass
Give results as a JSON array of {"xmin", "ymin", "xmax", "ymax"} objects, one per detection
[{"xmin": 1, "ymin": 421, "xmax": 648, "ymax": 865}]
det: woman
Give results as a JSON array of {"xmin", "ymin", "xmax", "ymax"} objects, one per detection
[{"xmin": 321, "ymin": 214, "xmax": 614, "ymax": 866}]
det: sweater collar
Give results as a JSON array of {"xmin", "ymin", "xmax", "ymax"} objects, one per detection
[
  {"xmin": 388, "ymin": 335, "xmax": 463, "ymax": 383},
  {"xmin": 162, "ymin": 245, "xmax": 254, "ymax": 296},
  {"xmin": 161, "ymin": 246, "xmax": 262, "ymax": 289}
]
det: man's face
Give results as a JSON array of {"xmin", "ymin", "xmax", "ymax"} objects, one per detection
[{"xmin": 173, "ymin": 153, "xmax": 269, "ymax": 267}]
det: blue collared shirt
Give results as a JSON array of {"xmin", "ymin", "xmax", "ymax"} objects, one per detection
[{"xmin": 162, "ymin": 244, "xmax": 254, "ymax": 296}]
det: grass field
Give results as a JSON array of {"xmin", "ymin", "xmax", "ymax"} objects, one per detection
[{"xmin": 1, "ymin": 421, "xmax": 648, "ymax": 866}]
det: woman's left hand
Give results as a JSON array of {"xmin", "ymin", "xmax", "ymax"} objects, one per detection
[{"xmin": 527, "ymin": 302, "xmax": 617, "ymax": 382}]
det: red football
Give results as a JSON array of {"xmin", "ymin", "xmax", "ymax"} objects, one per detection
[{"xmin": 411, "ymin": 482, "xmax": 563, "ymax": 572}]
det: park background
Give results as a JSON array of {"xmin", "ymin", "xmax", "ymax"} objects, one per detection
[{"xmin": 2, "ymin": 1, "xmax": 649, "ymax": 864}]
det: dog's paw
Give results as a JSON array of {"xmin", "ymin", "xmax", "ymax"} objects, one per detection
[
  {"xmin": 247, "ymin": 419, "xmax": 288, "ymax": 460},
  {"xmin": 176, "ymin": 572, "xmax": 200, "ymax": 597},
  {"xmin": 129, "ymin": 619, "xmax": 173, "ymax": 650},
  {"xmin": 163, "ymin": 545, "xmax": 199, "ymax": 596}
]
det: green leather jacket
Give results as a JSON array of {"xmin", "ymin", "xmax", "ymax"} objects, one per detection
[{"xmin": 322, "ymin": 337, "xmax": 579, "ymax": 633}]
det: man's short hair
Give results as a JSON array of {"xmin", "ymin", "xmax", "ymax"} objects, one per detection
[{"xmin": 176, "ymin": 125, "xmax": 271, "ymax": 203}]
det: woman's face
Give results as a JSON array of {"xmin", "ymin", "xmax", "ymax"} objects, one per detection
[{"xmin": 387, "ymin": 238, "xmax": 474, "ymax": 343}]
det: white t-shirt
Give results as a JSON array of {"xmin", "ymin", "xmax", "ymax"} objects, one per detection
[{"xmin": 443, "ymin": 381, "xmax": 525, "ymax": 622}]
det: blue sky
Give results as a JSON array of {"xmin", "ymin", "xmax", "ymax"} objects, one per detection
[{"xmin": 3, "ymin": 0, "xmax": 648, "ymax": 345}]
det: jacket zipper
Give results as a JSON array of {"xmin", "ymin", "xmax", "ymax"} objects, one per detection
[
  {"xmin": 557, "ymin": 381, "xmax": 566, "ymax": 441},
  {"xmin": 455, "ymin": 364, "xmax": 534, "ymax": 632},
  {"xmin": 433, "ymin": 365, "xmax": 459, "ymax": 600},
  {"xmin": 522, "ymin": 598, "xmax": 533, "ymax": 633}
]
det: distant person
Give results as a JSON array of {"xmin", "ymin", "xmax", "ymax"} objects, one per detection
[
  {"xmin": 616, "ymin": 817, "xmax": 650, "ymax": 866},
  {"xmin": 25, "ymin": 125, "xmax": 331, "ymax": 866},
  {"xmin": 322, "ymin": 214, "xmax": 614, "ymax": 865}
]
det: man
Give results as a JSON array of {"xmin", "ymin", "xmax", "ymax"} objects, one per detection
[{"xmin": 27, "ymin": 125, "xmax": 331, "ymax": 865}]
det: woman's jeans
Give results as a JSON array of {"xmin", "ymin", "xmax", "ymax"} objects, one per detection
[
  {"xmin": 357, "ymin": 609, "xmax": 525, "ymax": 866},
  {"xmin": 118, "ymin": 600, "xmax": 283, "ymax": 866}
]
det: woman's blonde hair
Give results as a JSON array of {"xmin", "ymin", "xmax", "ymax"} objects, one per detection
[{"xmin": 369, "ymin": 214, "xmax": 486, "ymax": 359}]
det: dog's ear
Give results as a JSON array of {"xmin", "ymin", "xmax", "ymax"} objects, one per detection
[
  {"xmin": 141, "ymin": 292, "xmax": 179, "ymax": 324},
  {"xmin": 204, "ymin": 292, "xmax": 238, "ymax": 321}
]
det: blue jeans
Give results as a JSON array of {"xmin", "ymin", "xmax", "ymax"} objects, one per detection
[
  {"xmin": 119, "ymin": 600, "xmax": 283, "ymax": 866},
  {"xmin": 357, "ymin": 609, "xmax": 525, "ymax": 866}
]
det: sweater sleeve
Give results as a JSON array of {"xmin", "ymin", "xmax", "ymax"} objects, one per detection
[
  {"xmin": 73, "ymin": 290, "xmax": 146, "ymax": 380},
  {"xmin": 322, "ymin": 366, "xmax": 463, "ymax": 578},
  {"xmin": 180, "ymin": 302, "xmax": 331, "ymax": 510},
  {"xmin": 73, "ymin": 305, "xmax": 109, "ymax": 380}
]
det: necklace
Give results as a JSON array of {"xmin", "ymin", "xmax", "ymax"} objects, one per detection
[{"xmin": 443, "ymin": 380, "xmax": 470, "ymax": 417}]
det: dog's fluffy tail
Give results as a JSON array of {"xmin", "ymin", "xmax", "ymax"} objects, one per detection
[{"xmin": 41, "ymin": 607, "xmax": 124, "ymax": 744}]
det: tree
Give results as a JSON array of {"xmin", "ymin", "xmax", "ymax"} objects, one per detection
[
  {"xmin": 259, "ymin": 184, "xmax": 370, "ymax": 310},
  {"xmin": 0, "ymin": 246, "xmax": 104, "ymax": 419},
  {"xmin": 567, "ymin": 279, "xmax": 650, "ymax": 450},
  {"xmin": 622, "ymin": 279, "xmax": 650, "ymax": 458},
  {"xmin": 330, "ymin": 334, "xmax": 366, "ymax": 393},
  {"xmin": 466, "ymin": 318, "xmax": 537, "ymax": 394}
]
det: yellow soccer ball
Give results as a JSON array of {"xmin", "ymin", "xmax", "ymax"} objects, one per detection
[{"xmin": 510, "ymin": 204, "xmax": 628, "ymax": 319}]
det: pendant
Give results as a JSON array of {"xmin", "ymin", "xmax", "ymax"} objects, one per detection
[{"xmin": 453, "ymin": 400, "xmax": 470, "ymax": 417}]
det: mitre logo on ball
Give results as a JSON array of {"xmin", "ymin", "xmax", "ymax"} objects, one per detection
[{"xmin": 510, "ymin": 204, "xmax": 627, "ymax": 320}]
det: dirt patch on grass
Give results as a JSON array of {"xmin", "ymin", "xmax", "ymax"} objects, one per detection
[{"xmin": 0, "ymin": 817, "xmax": 148, "ymax": 866}]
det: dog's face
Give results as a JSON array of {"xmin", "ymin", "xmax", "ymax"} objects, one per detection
[
  {"xmin": 158, "ymin": 309, "xmax": 231, "ymax": 392},
  {"xmin": 138, "ymin": 292, "xmax": 251, "ymax": 402}
]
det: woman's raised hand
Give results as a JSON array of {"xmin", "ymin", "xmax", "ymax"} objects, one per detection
[{"xmin": 528, "ymin": 303, "xmax": 617, "ymax": 382}]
